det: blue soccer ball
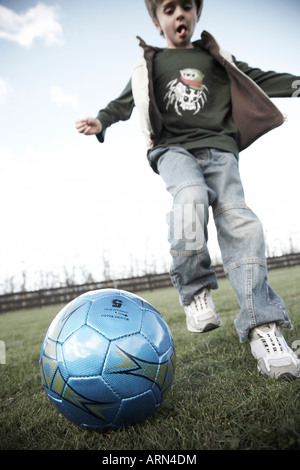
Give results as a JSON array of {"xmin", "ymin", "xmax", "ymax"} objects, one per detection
[{"xmin": 40, "ymin": 289, "xmax": 175, "ymax": 431}]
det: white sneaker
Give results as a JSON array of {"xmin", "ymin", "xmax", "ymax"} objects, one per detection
[
  {"xmin": 184, "ymin": 288, "xmax": 222, "ymax": 333},
  {"xmin": 250, "ymin": 322, "xmax": 300, "ymax": 380}
]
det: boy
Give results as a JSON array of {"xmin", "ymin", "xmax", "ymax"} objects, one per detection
[{"xmin": 76, "ymin": 0, "xmax": 300, "ymax": 380}]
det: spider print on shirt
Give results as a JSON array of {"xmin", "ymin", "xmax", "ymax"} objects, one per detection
[{"xmin": 164, "ymin": 68, "xmax": 209, "ymax": 116}]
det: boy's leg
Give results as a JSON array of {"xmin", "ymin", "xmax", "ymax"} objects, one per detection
[
  {"xmin": 199, "ymin": 148, "xmax": 292, "ymax": 343},
  {"xmin": 153, "ymin": 146, "xmax": 298, "ymax": 378},
  {"xmin": 155, "ymin": 146, "xmax": 218, "ymax": 306}
]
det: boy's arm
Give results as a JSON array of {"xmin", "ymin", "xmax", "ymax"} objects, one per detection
[
  {"xmin": 234, "ymin": 59, "xmax": 300, "ymax": 98},
  {"xmin": 75, "ymin": 79, "xmax": 134, "ymax": 141},
  {"xmin": 95, "ymin": 79, "xmax": 134, "ymax": 143},
  {"xmin": 76, "ymin": 117, "xmax": 102, "ymax": 135}
]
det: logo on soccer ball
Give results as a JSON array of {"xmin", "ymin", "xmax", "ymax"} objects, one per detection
[{"xmin": 112, "ymin": 299, "xmax": 123, "ymax": 309}]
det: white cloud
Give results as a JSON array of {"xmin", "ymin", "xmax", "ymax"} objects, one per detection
[
  {"xmin": 0, "ymin": 3, "xmax": 63, "ymax": 48},
  {"xmin": 0, "ymin": 78, "xmax": 13, "ymax": 104},
  {"xmin": 51, "ymin": 86, "xmax": 78, "ymax": 109}
]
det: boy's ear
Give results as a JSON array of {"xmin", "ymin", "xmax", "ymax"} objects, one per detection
[
  {"xmin": 154, "ymin": 21, "xmax": 165, "ymax": 37},
  {"xmin": 154, "ymin": 21, "xmax": 163, "ymax": 35},
  {"xmin": 197, "ymin": 1, "xmax": 203, "ymax": 21}
]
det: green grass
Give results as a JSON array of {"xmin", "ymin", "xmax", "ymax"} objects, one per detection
[{"xmin": 1, "ymin": 266, "xmax": 300, "ymax": 450}]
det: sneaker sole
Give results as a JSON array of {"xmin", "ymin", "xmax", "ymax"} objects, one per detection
[
  {"xmin": 257, "ymin": 364, "xmax": 300, "ymax": 381},
  {"xmin": 277, "ymin": 372, "xmax": 299, "ymax": 381},
  {"xmin": 187, "ymin": 322, "xmax": 221, "ymax": 333}
]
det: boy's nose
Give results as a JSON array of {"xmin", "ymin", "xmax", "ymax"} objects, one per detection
[{"xmin": 175, "ymin": 6, "xmax": 185, "ymax": 19}]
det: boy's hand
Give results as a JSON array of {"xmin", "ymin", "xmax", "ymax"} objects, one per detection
[{"xmin": 75, "ymin": 117, "xmax": 102, "ymax": 135}]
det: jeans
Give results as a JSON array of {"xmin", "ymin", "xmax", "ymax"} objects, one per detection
[{"xmin": 151, "ymin": 146, "xmax": 292, "ymax": 342}]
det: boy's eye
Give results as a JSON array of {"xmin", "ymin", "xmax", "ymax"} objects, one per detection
[
  {"xmin": 164, "ymin": 2, "xmax": 193, "ymax": 14},
  {"xmin": 164, "ymin": 7, "xmax": 174, "ymax": 15}
]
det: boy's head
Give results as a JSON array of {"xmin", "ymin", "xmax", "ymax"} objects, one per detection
[
  {"xmin": 145, "ymin": 0, "xmax": 203, "ymax": 49},
  {"xmin": 145, "ymin": 0, "xmax": 203, "ymax": 25}
]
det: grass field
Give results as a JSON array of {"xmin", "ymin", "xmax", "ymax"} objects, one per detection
[{"xmin": 0, "ymin": 266, "xmax": 300, "ymax": 451}]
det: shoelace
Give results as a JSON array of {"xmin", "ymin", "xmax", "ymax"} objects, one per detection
[
  {"xmin": 193, "ymin": 293, "xmax": 208, "ymax": 312},
  {"xmin": 255, "ymin": 326, "xmax": 298, "ymax": 372},
  {"xmin": 257, "ymin": 329, "xmax": 283, "ymax": 355}
]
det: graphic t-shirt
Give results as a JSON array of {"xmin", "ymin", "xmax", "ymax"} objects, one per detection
[{"xmin": 153, "ymin": 46, "xmax": 240, "ymax": 156}]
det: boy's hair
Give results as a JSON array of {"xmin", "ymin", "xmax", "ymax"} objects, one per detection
[{"xmin": 145, "ymin": 0, "xmax": 203, "ymax": 23}]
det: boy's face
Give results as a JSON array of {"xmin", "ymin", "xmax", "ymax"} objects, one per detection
[{"xmin": 154, "ymin": 0, "xmax": 200, "ymax": 49}]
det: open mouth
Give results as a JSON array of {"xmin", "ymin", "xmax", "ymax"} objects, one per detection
[{"xmin": 177, "ymin": 24, "xmax": 187, "ymax": 37}]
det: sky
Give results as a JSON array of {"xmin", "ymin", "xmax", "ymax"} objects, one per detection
[{"xmin": 0, "ymin": 0, "xmax": 299, "ymax": 293}]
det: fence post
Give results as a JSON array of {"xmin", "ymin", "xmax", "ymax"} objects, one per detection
[{"xmin": 0, "ymin": 340, "xmax": 6, "ymax": 364}]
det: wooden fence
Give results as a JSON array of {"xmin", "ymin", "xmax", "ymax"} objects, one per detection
[{"xmin": 0, "ymin": 253, "xmax": 299, "ymax": 314}]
